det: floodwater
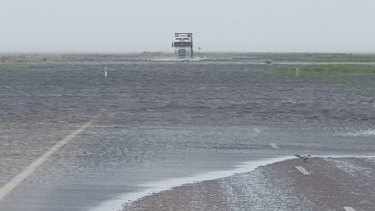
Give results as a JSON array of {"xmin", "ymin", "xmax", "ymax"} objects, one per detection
[{"xmin": 0, "ymin": 53, "xmax": 375, "ymax": 211}]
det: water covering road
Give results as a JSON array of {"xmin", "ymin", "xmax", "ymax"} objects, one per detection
[{"xmin": 1, "ymin": 54, "xmax": 375, "ymax": 211}]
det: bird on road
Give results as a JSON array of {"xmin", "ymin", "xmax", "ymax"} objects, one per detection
[{"xmin": 295, "ymin": 154, "xmax": 311, "ymax": 162}]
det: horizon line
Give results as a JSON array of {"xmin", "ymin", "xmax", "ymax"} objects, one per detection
[{"xmin": 1, "ymin": 51, "xmax": 375, "ymax": 55}]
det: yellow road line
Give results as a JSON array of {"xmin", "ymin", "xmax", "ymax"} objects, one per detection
[
  {"xmin": 295, "ymin": 166, "xmax": 311, "ymax": 175},
  {"xmin": 0, "ymin": 118, "xmax": 96, "ymax": 201},
  {"xmin": 270, "ymin": 143, "xmax": 280, "ymax": 149}
]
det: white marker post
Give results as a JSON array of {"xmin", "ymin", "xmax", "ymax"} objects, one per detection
[
  {"xmin": 104, "ymin": 67, "xmax": 108, "ymax": 78},
  {"xmin": 296, "ymin": 67, "xmax": 300, "ymax": 77}
]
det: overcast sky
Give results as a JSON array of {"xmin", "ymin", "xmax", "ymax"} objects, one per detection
[{"xmin": 1, "ymin": 0, "xmax": 375, "ymax": 53}]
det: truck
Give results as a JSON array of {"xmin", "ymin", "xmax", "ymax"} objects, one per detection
[{"xmin": 172, "ymin": 33, "xmax": 193, "ymax": 58}]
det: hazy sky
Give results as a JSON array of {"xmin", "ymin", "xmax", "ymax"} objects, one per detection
[{"xmin": 1, "ymin": 0, "xmax": 375, "ymax": 53}]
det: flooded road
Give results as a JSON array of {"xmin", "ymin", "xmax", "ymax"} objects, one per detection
[{"xmin": 1, "ymin": 54, "xmax": 375, "ymax": 210}]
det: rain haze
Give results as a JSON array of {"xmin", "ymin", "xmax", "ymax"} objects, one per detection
[
  {"xmin": 1, "ymin": 0, "xmax": 375, "ymax": 53},
  {"xmin": 2, "ymin": 1, "xmax": 375, "ymax": 211}
]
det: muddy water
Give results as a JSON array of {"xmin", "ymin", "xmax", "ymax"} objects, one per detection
[{"xmin": 1, "ymin": 55, "xmax": 375, "ymax": 211}]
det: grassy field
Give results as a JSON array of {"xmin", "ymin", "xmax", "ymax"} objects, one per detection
[
  {"xmin": 300, "ymin": 64, "xmax": 375, "ymax": 73},
  {"xmin": 274, "ymin": 64, "xmax": 375, "ymax": 90},
  {"xmin": 277, "ymin": 64, "xmax": 375, "ymax": 75}
]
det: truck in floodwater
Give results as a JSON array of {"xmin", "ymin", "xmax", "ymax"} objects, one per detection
[{"xmin": 172, "ymin": 33, "xmax": 193, "ymax": 58}]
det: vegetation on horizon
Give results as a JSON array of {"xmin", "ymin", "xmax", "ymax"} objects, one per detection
[{"xmin": 301, "ymin": 64, "xmax": 375, "ymax": 73}]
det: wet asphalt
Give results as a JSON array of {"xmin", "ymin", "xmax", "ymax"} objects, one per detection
[{"xmin": 1, "ymin": 55, "xmax": 375, "ymax": 210}]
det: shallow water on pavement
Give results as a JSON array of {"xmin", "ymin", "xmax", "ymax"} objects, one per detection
[{"xmin": 1, "ymin": 54, "xmax": 375, "ymax": 210}]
